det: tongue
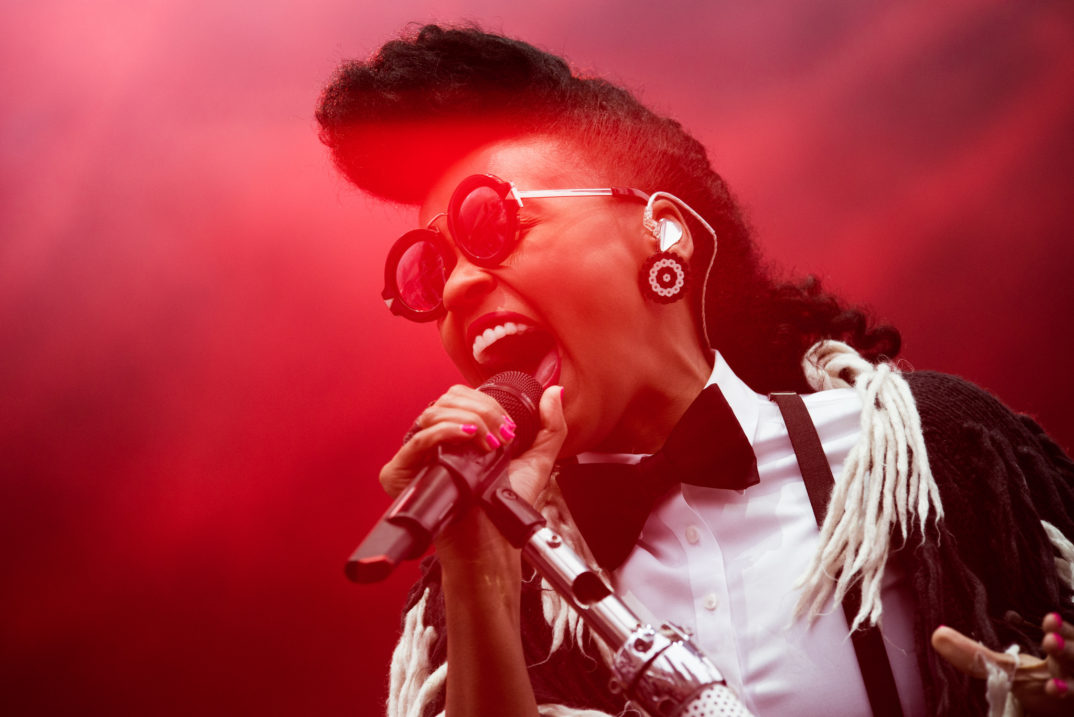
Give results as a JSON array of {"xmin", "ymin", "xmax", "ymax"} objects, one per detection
[{"xmin": 533, "ymin": 347, "xmax": 561, "ymax": 388}]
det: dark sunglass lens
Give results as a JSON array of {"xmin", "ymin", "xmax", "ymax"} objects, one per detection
[
  {"xmin": 455, "ymin": 185, "xmax": 512, "ymax": 261},
  {"xmin": 395, "ymin": 240, "xmax": 449, "ymax": 312}
]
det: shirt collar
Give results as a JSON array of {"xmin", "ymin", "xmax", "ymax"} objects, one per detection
[{"xmin": 706, "ymin": 351, "xmax": 763, "ymax": 446}]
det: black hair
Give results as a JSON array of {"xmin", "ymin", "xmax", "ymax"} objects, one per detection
[{"xmin": 316, "ymin": 24, "xmax": 900, "ymax": 393}]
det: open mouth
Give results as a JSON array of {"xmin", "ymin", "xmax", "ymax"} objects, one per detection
[{"xmin": 471, "ymin": 319, "xmax": 561, "ymax": 388}]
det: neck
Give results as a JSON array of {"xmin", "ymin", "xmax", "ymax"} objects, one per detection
[{"xmin": 593, "ymin": 348, "xmax": 713, "ymax": 454}]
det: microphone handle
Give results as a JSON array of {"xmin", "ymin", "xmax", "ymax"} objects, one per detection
[
  {"xmin": 346, "ymin": 370, "xmax": 542, "ymax": 584},
  {"xmin": 345, "ymin": 444, "xmax": 510, "ymax": 583}
]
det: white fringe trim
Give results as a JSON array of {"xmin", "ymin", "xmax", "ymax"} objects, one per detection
[
  {"xmin": 536, "ymin": 706, "xmax": 618, "ymax": 716},
  {"xmin": 384, "ymin": 489, "xmax": 617, "ymax": 717},
  {"xmin": 983, "ymin": 644, "xmax": 1023, "ymax": 717},
  {"xmin": 795, "ymin": 340, "xmax": 944, "ymax": 629},
  {"xmin": 429, "ymin": 698, "xmax": 614, "ymax": 717},
  {"xmin": 387, "ymin": 588, "xmax": 445, "ymax": 717},
  {"xmin": 1042, "ymin": 520, "xmax": 1074, "ymax": 598}
]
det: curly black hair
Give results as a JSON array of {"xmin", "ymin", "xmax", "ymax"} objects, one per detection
[{"xmin": 317, "ymin": 24, "xmax": 900, "ymax": 393}]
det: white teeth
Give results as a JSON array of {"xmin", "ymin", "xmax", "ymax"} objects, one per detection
[{"xmin": 472, "ymin": 321, "xmax": 531, "ymax": 363}]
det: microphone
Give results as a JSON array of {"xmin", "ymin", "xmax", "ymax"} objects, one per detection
[{"xmin": 346, "ymin": 371, "xmax": 544, "ymax": 583}]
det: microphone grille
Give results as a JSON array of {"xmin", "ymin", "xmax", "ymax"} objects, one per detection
[{"xmin": 478, "ymin": 371, "xmax": 543, "ymax": 456}]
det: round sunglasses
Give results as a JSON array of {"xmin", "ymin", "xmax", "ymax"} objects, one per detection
[{"xmin": 382, "ymin": 174, "xmax": 650, "ymax": 322}]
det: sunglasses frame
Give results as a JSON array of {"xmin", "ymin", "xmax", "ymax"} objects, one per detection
[{"xmin": 382, "ymin": 174, "xmax": 649, "ymax": 322}]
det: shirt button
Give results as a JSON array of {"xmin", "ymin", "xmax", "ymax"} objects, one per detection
[
  {"xmin": 685, "ymin": 525, "xmax": 701, "ymax": 545},
  {"xmin": 703, "ymin": 593, "xmax": 719, "ymax": 611}
]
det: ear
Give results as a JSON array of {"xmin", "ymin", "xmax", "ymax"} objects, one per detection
[{"xmin": 642, "ymin": 197, "xmax": 695, "ymax": 262}]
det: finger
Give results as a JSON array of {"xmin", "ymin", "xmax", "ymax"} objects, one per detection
[
  {"xmin": 380, "ymin": 422, "xmax": 485, "ymax": 497},
  {"xmin": 419, "ymin": 386, "xmax": 514, "ymax": 434},
  {"xmin": 420, "ymin": 384, "xmax": 509, "ymax": 426},
  {"xmin": 1013, "ymin": 678, "xmax": 1054, "ymax": 715},
  {"xmin": 415, "ymin": 385, "xmax": 521, "ymax": 452},
  {"xmin": 412, "ymin": 405, "xmax": 514, "ymax": 451},
  {"xmin": 1016, "ymin": 676, "xmax": 1073, "ymax": 716},
  {"xmin": 382, "ymin": 382, "xmax": 527, "ymax": 497},
  {"xmin": 1041, "ymin": 612, "xmax": 1074, "ymax": 681},
  {"xmin": 1043, "ymin": 632, "xmax": 1074, "ymax": 680},
  {"xmin": 1044, "ymin": 677, "xmax": 1071, "ymax": 698},
  {"xmin": 931, "ymin": 626, "xmax": 1015, "ymax": 679},
  {"xmin": 1043, "ymin": 631, "xmax": 1068, "ymax": 660},
  {"xmin": 1043, "ymin": 612, "xmax": 1074, "ymax": 642}
]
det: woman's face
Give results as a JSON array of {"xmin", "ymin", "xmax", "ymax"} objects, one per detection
[{"xmin": 418, "ymin": 136, "xmax": 692, "ymax": 454}]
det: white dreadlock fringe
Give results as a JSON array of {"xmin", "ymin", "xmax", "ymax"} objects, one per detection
[
  {"xmin": 535, "ymin": 706, "xmax": 621, "ymax": 716},
  {"xmin": 795, "ymin": 340, "xmax": 944, "ymax": 630},
  {"xmin": 387, "ymin": 588, "xmax": 446, "ymax": 717},
  {"xmin": 983, "ymin": 644, "xmax": 1024, "ymax": 717},
  {"xmin": 1042, "ymin": 520, "xmax": 1074, "ymax": 597},
  {"xmin": 439, "ymin": 703, "xmax": 614, "ymax": 716}
]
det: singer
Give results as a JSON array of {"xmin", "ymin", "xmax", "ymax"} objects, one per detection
[{"xmin": 317, "ymin": 25, "xmax": 1074, "ymax": 716}]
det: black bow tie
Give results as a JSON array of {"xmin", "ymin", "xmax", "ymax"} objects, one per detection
[{"xmin": 555, "ymin": 384, "xmax": 759, "ymax": 571}]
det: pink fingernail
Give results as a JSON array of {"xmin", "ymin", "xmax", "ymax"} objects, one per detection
[
  {"xmin": 559, "ymin": 386, "xmax": 565, "ymax": 401},
  {"xmin": 499, "ymin": 424, "xmax": 515, "ymax": 441},
  {"xmin": 1051, "ymin": 612, "xmax": 1064, "ymax": 628},
  {"xmin": 460, "ymin": 424, "xmax": 477, "ymax": 435},
  {"xmin": 1055, "ymin": 634, "xmax": 1067, "ymax": 651},
  {"xmin": 1054, "ymin": 678, "xmax": 1068, "ymax": 694},
  {"xmin": 504, "ymin": 415, "xmax": 516, "ymax": 428},
  {"xmin": 485, "ymin": 433, "xmax": 501, "ymax": 450}
]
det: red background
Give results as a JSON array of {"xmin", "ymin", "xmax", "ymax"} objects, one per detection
[{"xmin": 2, "ymin": 1, "xmax": 1073, "ymax": 714}]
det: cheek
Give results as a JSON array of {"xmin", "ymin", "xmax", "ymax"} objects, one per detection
[
  {"xmin": 549, "ymin": 275, "xmax": 649, "ymax": 351},
  {"xmin": 532, "ymin": 247, "xmax": 643, "ymax": 315}
]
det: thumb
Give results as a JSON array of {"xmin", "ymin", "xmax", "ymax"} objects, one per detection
[
  {"xmin": 507, "ymin": 386, "xmax": 566, "ymax": 502},
  {"xmin": 531, "ymin": 385, "xmax": 567, "ymax": 456}
]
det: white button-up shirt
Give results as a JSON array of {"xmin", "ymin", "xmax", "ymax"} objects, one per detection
[{"xmin": 577, "ymin": 353, "xmax": 925, "ymax": 715}]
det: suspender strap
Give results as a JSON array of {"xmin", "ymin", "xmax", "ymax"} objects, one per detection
[{"xmin": 770, "ymin": 392, "xmax": 904, "ymax": 717}]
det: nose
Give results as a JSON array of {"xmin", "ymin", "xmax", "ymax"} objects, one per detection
[{"xmin": 442, "ymin": 256, "xmax": 496, "ymax": 312}]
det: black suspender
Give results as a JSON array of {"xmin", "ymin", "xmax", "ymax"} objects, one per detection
[{"xmin": 770, "ymin": 392, "xmax": 904, "ymax": 717}]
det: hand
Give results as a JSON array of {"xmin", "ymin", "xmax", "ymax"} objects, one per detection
[
  {"xmin": 378, "ymin": 384, "xmax": 567, "ymax": 557},
  {"xmin": 379, "ymin": 383, "xmax": 518, "ymax": 499},
  {"xmin": 932, "ymin": 613, "xmax": 1074, "ymax": 715}
]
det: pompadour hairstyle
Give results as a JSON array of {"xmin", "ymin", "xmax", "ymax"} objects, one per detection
[{"xmin": 317, "ymin": 24, "xmax": 900, "ymax": 393}]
